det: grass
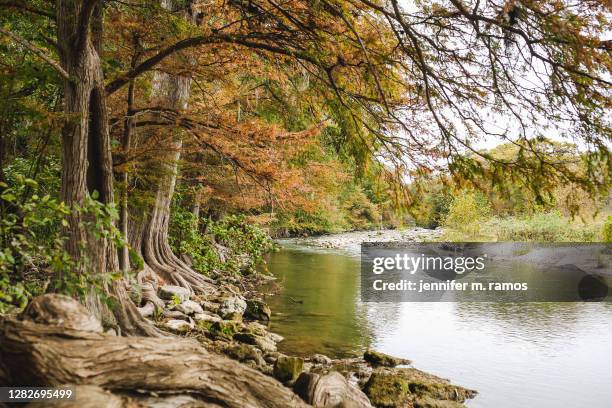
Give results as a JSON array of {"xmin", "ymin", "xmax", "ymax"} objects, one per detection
[{"xmin": 440, "ymin": 210, "xmax": 609, "ymax": 242}]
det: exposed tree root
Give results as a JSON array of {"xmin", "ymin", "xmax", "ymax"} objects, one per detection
[{"xmin": 0, "ymin": 295, "xmax": 310, "ymax": 408}]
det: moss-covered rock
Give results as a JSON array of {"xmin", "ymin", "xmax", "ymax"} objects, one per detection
[
  {"xmin": 222, "ymin": 343, "xmax": 267, "ymax": 368},
  {"xmin": 210, "ymin": 320, "xmax": 241, "ymax": 339},
  {"xmin": 363, "ymin": 368, "xmax": 476, "ymax": 408},
  {"xmin": 363, "ymin": 370, "xmax": 411, "ymax": 407},
  {"xmin": 414, "ymin": 397, "xmax": 466, "ymax": 408},
  {"xmin": 364, "ymin": 350, "xmax": 411, "ymax": 367},
  {"xmin": 233, "ymin": 332, "xmax": 277, "ymax": 352},
  {"xmin": 273, "ymin": 355, "xmax": 304, "ymax": 383},
  {"xmin": 244, "ymin": 299, "xmax": 272, "ymax": 321}
]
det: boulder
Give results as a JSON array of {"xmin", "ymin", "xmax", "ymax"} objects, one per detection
[
  {"xmin": 364, "ymin": 350, "xmax": 410, "ymax": 367},
  {"xmin": 363, "ymin": 368, "xmax": 477, "ymax": 408},
  {"xmin": 176, "ymin": 300, "xmax": 204, "ymax": 315},
  {"xmin": 159, "ymin": 285, "xmax": 190, "ymax": 303},
  {"xmin": 363, "ymin": 370, "xmax": 410, "ymax": 407},
  {"xmin": 273, "ymin": 356, "xmax": 304, "ymax": 383},
  {"xmin": 245, "ymin": 299, "xmax": 272, "ymax": 321},
  {"xmin": 218, "ymin": 296, "xmax": 247, "ymax": 320}
]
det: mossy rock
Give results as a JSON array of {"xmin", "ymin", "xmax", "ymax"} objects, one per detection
[
  {"xmin": 222, "ymin": 343, "xmax": 265, "ymax": 367},
  {"xmin": 210, "ymin": 320, "xmax": 241, "ymax": 339},
  {"xmin": 364, "ymin": 350, "xmax": 411, "ymax": 367},
  {"xmin": 363, "ymin": 368, "xmax": 476, "ymax": 408},
  {"xmin": 233, "ymin": 332, "xmax": 277, "ymax": 352},
  {"xmin": 244, "ymin": 299, "xmax": 272, "ymax": 321},
  {"xmin": 363, "ymin": 370, "xmax": 411, "ymax": 407},
  {"xmin": 414, "ymin": 396, "xmax": 466, "ymax": 408},
  {"xmin": 273, "ymin": 355, "xmax": 304, "ymax": 383}
]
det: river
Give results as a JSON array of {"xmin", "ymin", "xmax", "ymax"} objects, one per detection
[{"xmin": 262, "ymin": 241, "xmax": 612, "ymax": 408}]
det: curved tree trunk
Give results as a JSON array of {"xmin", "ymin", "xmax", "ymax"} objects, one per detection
[
  {"xmin": 57, "ymin": 0, "xmax": 158, "ymax": 336},
  {"xmin": 129, "ymin": 0, "xmax": 215, "ymax": 298}
]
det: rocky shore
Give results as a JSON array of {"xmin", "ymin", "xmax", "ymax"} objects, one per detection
[
  {"xmin": 0, "ymin": 229, "xmax": 476, "ymax": 407},
  {"xmin": 139, "ymin": 263, "xmax": 476, "ymax": 408},
  {"xmin": 282, "ymin": 228, "xmax": 444, "ymax": 254}
]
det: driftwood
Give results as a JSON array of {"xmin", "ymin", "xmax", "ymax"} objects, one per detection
[
  {"xmin": 0, "ymin": 295, "xmax": 309, "ymax": 408},
  {"xmin": 294, "ymin": 372, "xmax": 372, "ymax": 408}
]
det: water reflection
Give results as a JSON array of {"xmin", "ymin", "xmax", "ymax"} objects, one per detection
[
  {"xmin": 264, "ymin": 246, "xmax": 612, "ymax": 408},
  {"xmin": 263, "ymin": 248, "xmax": 374, "ymax": 356}
]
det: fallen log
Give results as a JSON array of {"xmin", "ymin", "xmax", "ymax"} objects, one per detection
[{"xmin": 0, "ymin": 294, "xmax": 309, "ymax": 408}]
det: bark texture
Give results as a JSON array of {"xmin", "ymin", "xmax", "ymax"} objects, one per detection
[
  {"xmin": 56, "ymin": 0, "xmax": 157, "ymax": 336},
  {"xmin": 0, "ymin": 295, "xmax": 310, "ymax": 408},
  {"xmin": 129, "ymin": 0, "xmax": 215, "ymax": 298}
]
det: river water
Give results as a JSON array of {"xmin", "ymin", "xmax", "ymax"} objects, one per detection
[{"xmin": 263, "ymin": 243, "xmax": 612, "ymax": 408}]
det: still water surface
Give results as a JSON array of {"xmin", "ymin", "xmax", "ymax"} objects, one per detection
[{"xmin": 263, "ymin": 243, "xmax": 612, "ymax": 408}]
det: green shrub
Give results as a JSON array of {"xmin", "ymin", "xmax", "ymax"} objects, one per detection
[
  {"xmin": 491, "ymin": 211, "xmax": 598, "ymax": 242},
  {"xmin": 443, "ymin": 191, "xmax": 491, "ymax": 238},
  {"xmin": 0, "ymin": 176, "xmax": 129, "ymax": 313},
  {"xmin": 169, "ymin": 205, "xmax": 274, "ymax": 276}
]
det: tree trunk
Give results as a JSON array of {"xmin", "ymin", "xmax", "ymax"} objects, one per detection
[
  {"xmin": 0, "ymin": 295, "xmax": 311, "ymax": 408},
  {"xmin": 129, "ymin": 0, "xmax": 215, "ymax": 296},
  {"xmin": 56, "ymin": 0, "xmax": 158, "ymax": 336}
]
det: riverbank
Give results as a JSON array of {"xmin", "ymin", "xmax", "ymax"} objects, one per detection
[
  {"xmin": 142, "ymin": 267, "xmax": 478, "ymax": 407},
  {"xmin": 281, "ymin": 227, "xmax": 444, "ymax": 254},
  {"xmin": 0, "ymin": 246, "xmax": 477, "ymax": 408}
]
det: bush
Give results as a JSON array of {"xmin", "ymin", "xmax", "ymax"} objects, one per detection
[
  {"xmin": 169, "ymin": 207, "xmax": 274, "ymax": 276},
  {"xmin": 491, "ymin": 211, "xmax": 599, "ymax": 242},
  {"xmin": 342, "ymin": 188, "xmax": 381, "ymax": 230},
  {"xmin": 0, "ymin": 176, "xmax": 128, "ymax": 313},
  {"xmin": 443, "ymin": 191, "xmax": 491, "ymax": 238}
]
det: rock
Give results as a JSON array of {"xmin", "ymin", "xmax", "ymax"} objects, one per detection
[
  {"xmin": 414, "ymin": 397, "xmax": 466, "ymax": 408},
  {"xmin": 363, "ymin": 368, "xmax": 477, "ymax": 408},
  {"xmin": 264, "ymin": 351, "xmax": 281, "ymax": 364},
  {"xmin": 175, "ymin": 300, "xmax": 204, "ymax": 315},
  {"xmin": 363, "ymin": 370, "xmax": 411, "ymax": 407},
  {"xmin": 211, "ymin": 320, "xmax": 242, "ymax": 339},
  {"xmin": 163, "ymin": 310, "xmax": 190, "ymax": 321},
  {"xmin": 159, "ymin": 285, "xmax": 190, "ymax": 303},
  {"xmin": 233, "ymin": 332, "xmax": 277, "ymax": 352},
  {"xmin": 268, "ymin": 332, "xmax": 284, "ymax": 343},
  {"xmin": 218, "ymin": 296, "xmax": 247, "ymax": 320},
  {"xmin": 223, "ymin": 344, "xmax": 267, "ymax": 367},
  {"xmin": 200, "ymin": 300, "xmax": 220, "ymax": 313},
  {"xmin": 244, "ymin": 299, "xmax": 272, "ymax": 321},
  {"xmin": 246, "ymin": 321, "xmax": 268, "ymax": 336},
  {"xmin": 364, "ymin": 350, "xmax": 410, "ymax": 367},
  {"xmin": 163, "ymin": 319, "xmax": 193, "ymax": 332},
  {"xmin": 310, "ymin": 354, "xmax": 332, "ymax": 365},
  {"xmin": 273, "ymin": 356, "xmax": 304, "ymax": 383},
  {"xmin": 193, "ymin": 312, "xmax": 222, "ymax": 323},
  {"xmin": 294, "ymin": 371, "xmax": 372, "ymax": 408}
]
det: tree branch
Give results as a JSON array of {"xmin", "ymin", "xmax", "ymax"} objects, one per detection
[
  {"xmin": 77, "ymin": 0, "xmax": 104, "ymax": 52},
  {"xmin": 0, "ymin": 0, "xmax": 55, "ymax": 19},
  {"xmin": 0, "ymin": 27, "xmax": 70, "ymax": 81},
  {"xmin": 105, "ymin": 33, "xmax": 318, "ymax": 95}
]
